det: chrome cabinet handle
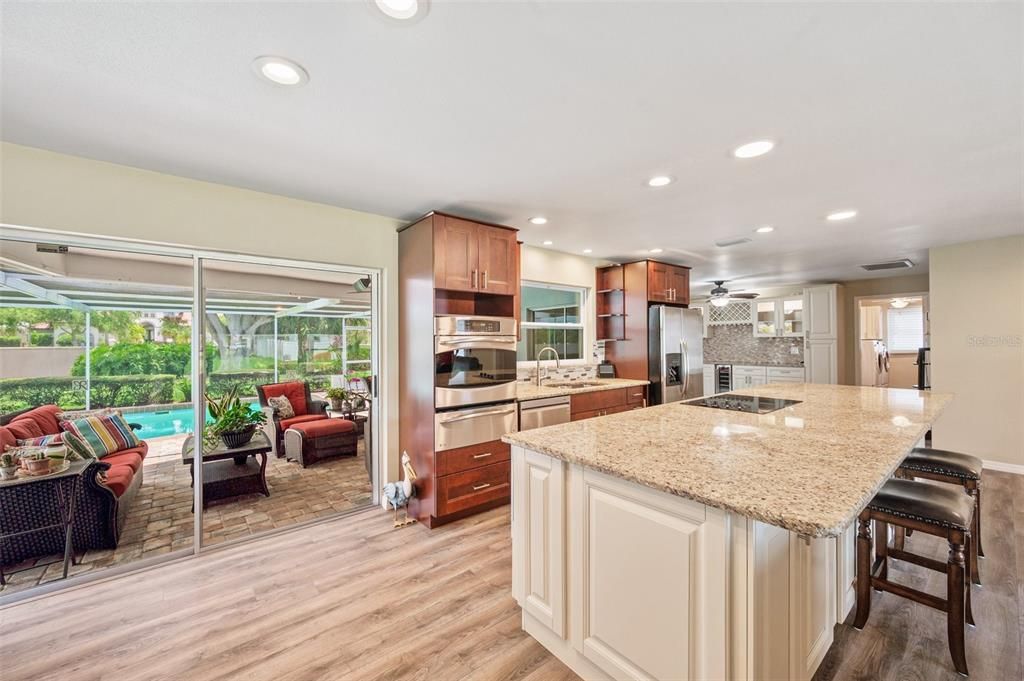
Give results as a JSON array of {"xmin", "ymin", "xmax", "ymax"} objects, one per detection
[
  {"xmin": 441, "ymin": 336, "xmax": 517, "ymax": 345},
  {"xmin": 482, "ymin": 271, "xmax": 488, "ymax": 289},
  {"xmin": 680, "ymin": 340, "xmax": 690, "ymax": 396},
  {"xmin": 472, "ymin": 452, "xmax": 493, "ymax": 459},
  {"xmin": 472, "ymin": 270, "xmax": 478, "ymax": 288},
  {"xmin": 472, "ymin": 483, "xmax": 492, "ymax": 491}
]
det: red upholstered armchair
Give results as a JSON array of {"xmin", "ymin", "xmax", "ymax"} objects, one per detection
[{"xmin": 255, "ymin": 381, "xmax": 329, "ymax": 456}]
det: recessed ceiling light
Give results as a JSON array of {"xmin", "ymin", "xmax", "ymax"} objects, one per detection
[
  {"xmin": 826, "ymin": 210, "xmax": 858, "ymax": 222},
  {"xmin": 529, "ymin": 216, "xmax": 548, "ymax": 225},
  {"xmin": 543, "ymin": 240, "xmax": 553, "ymax": 246},
  {"xmin": 733, "ymin": 140, "xmax": 775, "ymax": 159},
  {"xmin": 755, "ymin": 225, "xmax": 774, "ymax": 233},
  {"xmin": 252, "ymin": 56, "xmax": 309, "ymax": 87},
  {"xmin": 647, "ymin": 175, "xmax": 674, "ymax": 188},
  {"xmin": 374, "ymin": 0, "xmax": 424, "ymax": 20},
  {"xmin": 649, "ymin": 248, "xmax": 663, "ymax": 254},
  {"xmin": 582, "ymin": 249, "xmax": 593, "ymax": 254}
]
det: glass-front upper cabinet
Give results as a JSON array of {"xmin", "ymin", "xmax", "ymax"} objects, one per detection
[
  {"xmin": 752, "ymin": 297, "xmax": 804, "ymax": 337},
  {"xmin": 754, "ymin": 301, "xmax": 778, "ymax": 336}
]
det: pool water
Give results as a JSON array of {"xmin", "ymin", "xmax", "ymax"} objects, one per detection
[{"xmin": 127, "ymin": 403, "xmax": 262, "ymax": 440}]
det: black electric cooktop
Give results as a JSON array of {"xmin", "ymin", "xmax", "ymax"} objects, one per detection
[{"xmin": 685, "ymin": 393, "xmax": 802, "ymax": 414}]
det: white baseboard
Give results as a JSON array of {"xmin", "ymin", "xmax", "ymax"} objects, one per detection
[{"xmin": 983, "ymin": 459, "xmax": 1024, "ymax": 475}]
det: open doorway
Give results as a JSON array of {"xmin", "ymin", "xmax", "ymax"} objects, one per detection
[{"xmin": 854, "ymin": 293, "xmax": 929, "ymax": 389}]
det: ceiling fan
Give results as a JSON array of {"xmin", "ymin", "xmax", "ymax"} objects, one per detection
[{"xmin": 708, "ymin": 280, "xmax": 759, "ymax": 307}]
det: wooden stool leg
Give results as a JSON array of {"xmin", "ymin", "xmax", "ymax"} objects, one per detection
[
  {"xmin": 968, "ymin": 524, "xmax": 981, "ymax": 586},
  {"xmin": 947, "ymin": 537, "xmax": 969, "ymax": 676},
  {"xmin": 893, "ymin": 525, "xmax": 906, "ymax": 551},
  {"xmin": 965, "ymin": 533, "xmax": 976, "ymax": 627},
  {"xmin": 874, "ymin": 519, "xmax": 889, "ymax": 589},
  {"xmin": 854, "ymin": 515, "xmax": 873, "ymax": 630},
  {"xmin": 970, "ymin": 481, "xmax": 984, "ymax": 558}
]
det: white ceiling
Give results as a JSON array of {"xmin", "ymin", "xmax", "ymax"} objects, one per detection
[{"xmin": 2, "ymin": 2, "xmax": 1022, "ymax": 296}]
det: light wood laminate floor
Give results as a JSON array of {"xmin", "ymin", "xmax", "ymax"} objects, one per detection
[{"xmin": 0, "ymin": 472, "xmax": 1019, "ymax": 681}]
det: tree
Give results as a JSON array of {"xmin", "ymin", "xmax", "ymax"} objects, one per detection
[
  {"xmin": 92, "ymin": 311, "xmax": 144, "ymax": 344},
  {"xmin": 160, "ymin": 314, "xmax": 191, "ymax": 343},
  {"xmin": 205, "ymin": 313, "xmax": 273, "ymax": 370}
]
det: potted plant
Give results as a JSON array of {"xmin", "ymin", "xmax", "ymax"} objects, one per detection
[
  {"xmin": 325, "ymin": 386, "xmax": 349, "ymax": 411},
  {"xmin": 206, "ymin": 387, "xmax": 268, "ymax": 449},
  {"xmin": 23, "ymin": 450, "xmax": 51, "ymax": 475},
  {"xmin": 0, "ymin": 452, "xmax": 18, "ymax": 480}
]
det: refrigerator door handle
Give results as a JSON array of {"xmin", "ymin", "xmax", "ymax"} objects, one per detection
[{"xmin": 680, "ymin": 339, "xmax": 690, "ymax": 396}]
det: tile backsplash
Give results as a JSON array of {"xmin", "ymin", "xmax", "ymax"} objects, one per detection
[
  {"xmin": 517, "ymin": 364, "xmax": 598, "ymax": 382},
  {"xmin": 703, "ymin": 324, "xmax": 804, "ymax": 366}
]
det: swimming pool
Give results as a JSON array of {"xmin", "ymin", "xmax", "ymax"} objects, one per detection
[{"xmin": 127, "ymin": 403, "xmax": 262, "ymax": 440}]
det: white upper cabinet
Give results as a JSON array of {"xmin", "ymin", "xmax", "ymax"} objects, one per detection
[
  {"xmin": 804, "ymin": 285, "xmax": 838, "ymax": 340},
  {"xmin": 752, "ymin": 296, "xmax": 804, "ymax": 338}
]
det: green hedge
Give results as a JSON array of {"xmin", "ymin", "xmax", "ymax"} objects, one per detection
[
  {"xmin": 71, "ymin": 342, "xmax": 216, "ymax": 377},
  {"xmin": 205, "ymin": 370, "xmax": 336, "ymax": 397},
  {"xmin": 0, "ymin": 374, "xmax": 176, "ymax": 411},
  {"xmin": 0, "ymin": 336, "xmax": 21, "ymax": 347}
]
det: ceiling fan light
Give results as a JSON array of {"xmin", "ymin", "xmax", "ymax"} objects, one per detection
[
  {"xmin": 890, "ymin": 298, "xmax": 909, "ymax": 309},
  {"xmin": 710, "ymin": 297, "xmax": 731, "ymax": 307}
]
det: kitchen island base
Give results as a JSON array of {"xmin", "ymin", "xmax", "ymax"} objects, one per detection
[{"xmin": 511, "ymin": 446, "xmax": 852, "ymax": 681}]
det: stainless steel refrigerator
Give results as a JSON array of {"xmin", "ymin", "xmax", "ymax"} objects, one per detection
[{"xmin": 648, "ymin": 306, "xmax": 704, "ymax": 404}]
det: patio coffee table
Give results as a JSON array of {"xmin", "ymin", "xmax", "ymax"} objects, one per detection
[{"xmin": 181, "ymin": 432, "xmax": 272, "ymax": 509}]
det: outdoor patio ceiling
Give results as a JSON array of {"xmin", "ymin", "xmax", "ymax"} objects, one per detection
[{"xmin": 0, "ymin": 271, "xmax": 370, "ymax": 317}]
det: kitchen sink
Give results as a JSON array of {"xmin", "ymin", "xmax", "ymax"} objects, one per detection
[{"xmin": 545, "ymin": 381, "xmax": 604, "ymax": 388}]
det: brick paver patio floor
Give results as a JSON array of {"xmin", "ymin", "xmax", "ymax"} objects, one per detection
[{"xmin": 1, "ymin": 432, "xmax": 373, "ymax": 595}]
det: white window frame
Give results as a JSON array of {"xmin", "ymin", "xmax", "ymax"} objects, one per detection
[{"xmin": 518, "ymin": 281, "xmax": 589, "ymax": 367}]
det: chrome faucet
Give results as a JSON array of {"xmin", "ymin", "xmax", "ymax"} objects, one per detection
[{"xmin": 535, "ymin": 347, "xmax": 561, "ymax": 386}]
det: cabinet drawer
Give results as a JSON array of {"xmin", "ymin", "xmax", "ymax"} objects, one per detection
[
  {"xmin": 436, "ymin": 460, "xmax": 510, "ymax": 516},
  {"xmin": 626, "ymin": 386, "xmax": 648, "ymax": 405},
  {"xmin": 767, "ymin": 367, "xmax": 805, "ymax": 380},
  {"xmin": 570, "ymin": 388, "xmax": 627, "ymax": 414},
  {"xmin": 571, "ymin": 404, "xmax": 632, "ymax": 421},
  {"xmin": 733, "ymin": 365, "xmax": 767, "ymax": 376},
  {"xmin": 436, "ymin": 439, "xmax": 510, "ymax": 476}
]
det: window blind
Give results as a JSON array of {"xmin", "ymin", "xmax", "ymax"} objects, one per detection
[{"xmin": 887, "ymin": 306, "xmax": 924, "ymax": 353}]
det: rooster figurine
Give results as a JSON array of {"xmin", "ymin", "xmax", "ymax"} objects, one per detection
[{"xmin": 383, "ymin": 451, "xmax": 418, "ymax": 527}]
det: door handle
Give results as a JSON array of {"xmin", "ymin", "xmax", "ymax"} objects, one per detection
[
  {"xmin": 472, "ymin": 452, "xmax": 493, "ymax": 459},
  {"xmin": 680, "ymin": 340, "xmax": 690, "ymax": 396},
  {"xmin": 472, "ymin": 483, "xmax": 492, "ymax": 491},
  {"xmin": 482, "ymin": 271, "xmax": 488, "ymax": 289},
  {"xmin": 472, "ymin": 270, "xmax": 478, "ymax": 288},
  {"xmin": 439, "ymin": 408, "xmax": 514, "ymax": 424}
]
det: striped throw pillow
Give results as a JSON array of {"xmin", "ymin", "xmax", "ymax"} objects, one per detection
[
  {"xmin": 60, "ymin": 413, "xmax": 141, "ymax": 459},
  {"xmin": 17, "ymin": 433, "xmax": 64, "ymax": 447}
]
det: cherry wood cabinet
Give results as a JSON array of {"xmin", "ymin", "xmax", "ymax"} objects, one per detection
[
  {"xmin": 433, "ymin": 215, "xmax": 517, "ymax": 295},
  {"xmin": 400, "ymin": 212, "xmax": 520, "ymax": 528},
  {"xmin": 647, "ymin": 260, "xmax": 689, "ymax": 304},
  {"xmin": 569, "ymin": 387, "xmax": 647, "ymax": 421},
  {"xmin": 603, "ymin": 259, "xmax": 691, "ymax": 381}
]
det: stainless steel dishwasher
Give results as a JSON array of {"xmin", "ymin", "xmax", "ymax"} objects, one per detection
[{"xmin": 518, "ymin": 395, "xmax": 572, "ymax": 430}]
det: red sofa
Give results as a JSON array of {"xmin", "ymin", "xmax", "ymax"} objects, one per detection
[{"xmin": 0, "ymin": 405, "xmax": 148, "ymax": 567}]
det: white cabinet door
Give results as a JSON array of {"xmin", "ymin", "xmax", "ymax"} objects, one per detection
[
  {"xmin": 753, "ymin": 299, "xmax": 780, "ymax": 337},
  {"xmin": 572, "ymin": 468, "xmax": 726, "ymax": 681},
  {"xmin": 767, "ymin": 367, "xmax": 805, "ymax": 384},
  {"xmin": 804, "ymin": 285, "xmax": 838, "ymax": 340},
  {"xmin": 748, "ymin": 376, "xmax": 767, "ymax": 387},
  {"xmin": 835, "ymin": 522, "xmax": 857, "ymax": 623},
  {"xmin": 789, "ymin": 534, "xmax": 837, "ymax": 681},
  {"xmin": 702, "ymin": 366, "xmax": 715, "ymax": 395},
  {"xmin": 512, "ymin": 447, "xmax": 566, "ymax": 637},
  {"xmin": 805, "ymin": 339, "xmax": 838, "ymax": 384},
  {"xmin": 780, "ymin": 297, "xmax": 805, "ymax": 337}
]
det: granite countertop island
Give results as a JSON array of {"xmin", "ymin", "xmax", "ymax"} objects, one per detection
[
  {"xmin": 515, "ymin": 377, "xmax": 649, "ymax": 401},
  {"xmin": 504, "ymin": 383, "xmax": 951, "ymax": 538},
  {"xmin": 507, "ymin": 383, "xmax": 953, "ymax": 681}
]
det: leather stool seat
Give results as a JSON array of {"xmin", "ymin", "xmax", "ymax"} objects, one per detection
[
  {"xmin": 868, "ymin": 478, "xmax": 974, "ymax": 531},
  {"xmin": 903, "ymin": 447, "xmax": 982, "ymax": 481}
]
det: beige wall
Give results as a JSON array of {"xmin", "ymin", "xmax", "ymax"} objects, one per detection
[
  {"xmin": 520, "ymin": 245, "xmax": 608, "ymax": 362},
  {"xmin": 0, "ymin": 143, "xmax": 404, "ymax": 479},
  {"xmin": 930, "ymin": 235, "xmax": 1024, "ymax": 469},
  {"xmin": 837, "ymin": 273, "xmax": 930, "ymax": 385}
]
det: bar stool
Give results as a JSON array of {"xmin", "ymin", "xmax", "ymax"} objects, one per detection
[
  {"xmin": 854, "ymin": 478, "xmax": 976, "ymax": 676},
  {"xmin": 898, "ymin": 447, "xmax": 984, "ymax": 585}
]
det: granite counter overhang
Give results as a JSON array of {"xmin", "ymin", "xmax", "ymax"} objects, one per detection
[
  {"xmin": 503, "ymin": 383, "xmax": 953, "ymax": 538},
  {"xmin": 515, "ymin": 378, "xmax": 650, "ymax": 401}
]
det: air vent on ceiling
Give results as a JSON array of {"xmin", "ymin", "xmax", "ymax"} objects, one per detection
[
  {"xmin": 860, "ymin": 259, "xmax": 914, "ymax": 271},
  {"xmin": 36, "ymin": 243, "xmax": 69, "ymax": 254},
  {"xmin": 714, "ymin": 237, "xmax": 752, "ymax": 248}
]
